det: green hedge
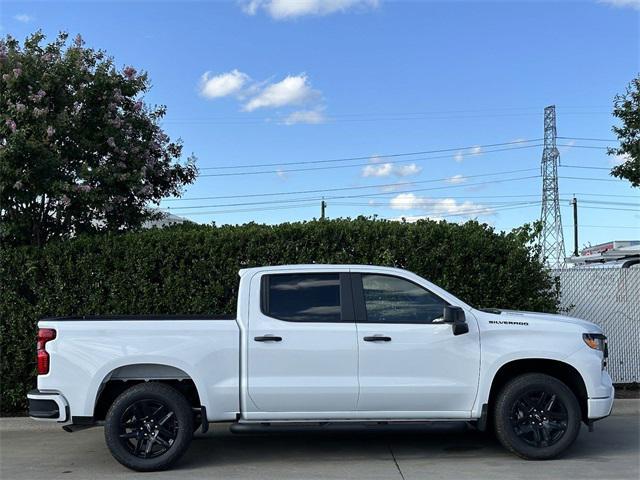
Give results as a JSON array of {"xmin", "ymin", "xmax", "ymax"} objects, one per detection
[{"xmin": 0, "ymin": 218, "xmax": 558, "ymax": 415}]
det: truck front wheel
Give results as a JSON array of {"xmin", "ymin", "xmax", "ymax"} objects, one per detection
[
  {"xmin": 104, "ymin": 382, "xmax": 194, "ymax": 471},
  {"xmin": 493, "ymin": 373, "xmax": 581, "ymax": 460}
]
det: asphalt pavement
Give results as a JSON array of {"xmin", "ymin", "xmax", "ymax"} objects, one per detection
[{"xmin": 1, "ymin": 400, "xmax": 638, "ymax": 480}]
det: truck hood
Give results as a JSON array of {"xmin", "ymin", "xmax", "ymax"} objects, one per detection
[{"xmin": 494, "ymin": 309, "xmax": 602, "ymax": 333}]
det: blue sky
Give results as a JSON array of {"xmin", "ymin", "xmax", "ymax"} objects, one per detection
[{"xmin": 2, "ymin": 0, "xmax": 639, "ymax": 251}]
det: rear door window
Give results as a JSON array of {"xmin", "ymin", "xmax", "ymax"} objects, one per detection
[{"xmin": 262, "ymin": 273, "xmax": 343, "ymax": 322}]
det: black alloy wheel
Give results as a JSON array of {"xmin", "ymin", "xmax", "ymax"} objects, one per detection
[
  {"xmin": 493, "ymin": 373, "xmax": 581, "ymax": 460},
  {"xmin": 509, "ymin": 390, "xmax": 569, "ymax": 448},
  {"xmin": 118, "ymin": 399, "xmax": 179, "ymax": 458},
  {"xmin": 104, "ymin": 382, "xmax": 194, "ymax": 471}
]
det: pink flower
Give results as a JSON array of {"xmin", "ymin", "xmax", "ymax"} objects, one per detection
[
  {"xmin": 46, "ymin": 126, "xmax": 55, "ymax": 137},
  {"xmin": 60, "ymin": 195, "xmax": 71, "ymax": 207},
  {"xmin": 2, "ymin": 73, "xmax": 10, "ymax": 82},
  {"xmin": 13, "ymin": 68, "xmax": 21, "ymax": 78},
  {"xmin": 123, "ymin": 66, "xmax": 137, "ymax": 79},
  {"xmin": 74, "ymin": 34, "xmax": 84, "ymax": 47},
  {"xmin": 133, "ymin": 101, "xmax": 143, "ymax": 112},
  {"xmin": 0, "ymin": 42, "xmax": 7, "ymax": 62},
  {"xmin": 13, "ymin": 180, "xmax": 23, "ymax": 190},
  {"xmin": 6, "ymin": 119, "xmax": 16, "ymax": 133},
  {"xmin": 42, "ymin": 53, "xmax": 52, "ymax": 62},
  {"xmin": 33, "ymin": 107, "xmax": 46, "ymax": 117},
  {"xmin": 15, "ymin": 103, "xmax": 25, "ymax": 113},
  {"xmin": 107, "ymin": 137, "xmax": 116, "ymax": 148},
  {"xmin": 76, "ymin": 184, "xmax": 91, "ymax": 193}
]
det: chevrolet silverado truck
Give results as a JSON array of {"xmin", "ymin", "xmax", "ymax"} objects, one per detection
[{"xmin": 28, "ymin": 264, "xmax": 613, "ymax": 471}]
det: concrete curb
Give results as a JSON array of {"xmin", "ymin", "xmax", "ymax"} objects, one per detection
[{"xmin": 612, "ymin": 398, "xmax": 640, "ymax": 416}]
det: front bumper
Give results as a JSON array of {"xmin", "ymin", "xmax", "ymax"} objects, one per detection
[
  {"xmin": 587, "ymin": 371, "xmax": 614, "ymax": 419},
  {"xmin": 28, "ymin": 389, "xmax": 69, "ymax": 422}
]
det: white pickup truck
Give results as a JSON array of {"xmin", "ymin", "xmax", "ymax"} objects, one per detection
[{"xmin": 28, "ymin": 264, "xmax": 614, "ymax": 471}]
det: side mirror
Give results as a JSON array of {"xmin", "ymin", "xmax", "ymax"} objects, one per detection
[{"xmin": 443, "ymin": 305, "xmax": 469, "ymax": 336}]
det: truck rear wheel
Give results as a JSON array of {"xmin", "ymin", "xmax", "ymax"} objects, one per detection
[
  {"xmin": 104, "ymin": 382, "xmax": 194, "ymax": 471},
  {"xmin": 493, "ymin": 373, "xmax": 581, "ymax": 460}
]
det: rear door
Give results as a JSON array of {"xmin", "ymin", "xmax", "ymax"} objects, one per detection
[
  {"xmin": 353, "ymin": 272, "xmax": 480, "ymax": 417},
  {"xmin": 246, "ymin": 270, "xmax": 359, "ymax": 418}
]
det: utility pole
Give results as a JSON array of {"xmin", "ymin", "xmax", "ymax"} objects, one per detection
[
  {"xmin": 320, "ymin": 198, "xmax": 326, "ymax": 220},
  {"xmin": 570, "ymin": 196, "xmax": 578, "ymax": 257},
  {"xmin": 539, "ymin": 105, "xmax": 566, "ymax": 268}
]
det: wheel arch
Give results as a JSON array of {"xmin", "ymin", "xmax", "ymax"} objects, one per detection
[
  {"xmin": 485, "ymin": 358, "xmax": 589, "ymax": 422},
  {"xmin": 92, "ymin": 363, "xmax": 205, "ymax": 421}
]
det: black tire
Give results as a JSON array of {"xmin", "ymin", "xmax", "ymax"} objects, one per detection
[
  {"xmin": 493, "ymin": 373, "xmax": 581, "ymax": 460},
  {"xmin": 104, "ymin": 382, "xmax": 194, "ymax": 471}
]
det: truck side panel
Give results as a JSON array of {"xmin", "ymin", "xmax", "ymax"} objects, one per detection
[{"xmin": 38, "ymin": 319, "xmax": 240, "ymax": 422}]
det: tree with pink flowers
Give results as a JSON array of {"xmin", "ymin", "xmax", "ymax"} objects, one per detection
[{"xmin": 0, "ymin": 32, "xmax": 198, "ymax": 246}]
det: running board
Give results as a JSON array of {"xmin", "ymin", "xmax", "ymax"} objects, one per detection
[{"xmin": 229, "ymin": 420, "xmax": 469, "ymax": 435}]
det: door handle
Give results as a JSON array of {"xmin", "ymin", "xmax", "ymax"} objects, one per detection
[
  {"xmin": 363, "ymin": 335, "xmax": 392, "ymax": 342},
  {"xmin": 254, "ymin": 335, "xmax": 282, "ymax": 342}
]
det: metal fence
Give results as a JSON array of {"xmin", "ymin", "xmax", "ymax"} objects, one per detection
[{"xmin": 553, "ymin": 267, "xmax": 640, "ymax": 383}]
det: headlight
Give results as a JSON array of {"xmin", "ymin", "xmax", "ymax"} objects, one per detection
[
  {"xmin": 583, "ymin": 333, "xmax": 607, "ymax": 353},
  {"xmin": 583, "ymin": 333, "xmax": 608, "ymax": 368}
]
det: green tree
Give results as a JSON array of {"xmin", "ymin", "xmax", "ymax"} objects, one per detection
[
  {"xmin": 609, "ymin": 75, "xmax": 640, "ymax": 187},
  {"xmin": 0, "ymin": 32, "xmax": 197, "ymax": 246}
]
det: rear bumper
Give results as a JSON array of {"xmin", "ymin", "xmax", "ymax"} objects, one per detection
[{"xmin": 28, "ymin": 389, "xmax": 69, "ymax": 422}]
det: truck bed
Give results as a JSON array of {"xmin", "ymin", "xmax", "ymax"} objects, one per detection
[{"xmin": 37, "ymin": 316, "xmax": 241, "ymax": 422}]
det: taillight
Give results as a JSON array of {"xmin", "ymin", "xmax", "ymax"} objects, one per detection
[{"xmin": 37, "ymin": 328, "xmax": 56, "ymax": 375}]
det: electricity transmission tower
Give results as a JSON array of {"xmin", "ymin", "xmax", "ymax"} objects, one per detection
[{"xmin": 540, "ymin": 105, "xmax": 566, "ymax": 269}]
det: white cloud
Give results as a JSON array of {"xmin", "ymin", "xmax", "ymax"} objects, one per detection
[
  {"xmin": 199, "ymin": 70, "xmax": 250, "ymax": 99},
  {"xmin": 363, "ymin": 163, "xmax": 393, "ymax": 177},
  {"xmin": 396, "ymin": 163, "xmax": 422, "ymax": 177},
  {"xmin": 446, "ymin": 174, "xmax": 466, "ymax": 185},
  {"xmin": 453, "ymin": 146, "xmax": 482, "ymax": 163},
  {"xmin": 609, "ymin": 152, "xmax": 630, "ymax": 166},
  {"xmin": 559, "ymin": 139, "xmax": 576, "ymax": 153},
  {"xmin": 14, "ymin": 14, "xmax": 34, "ymax": 22},
  {"xmin": 241, "ymin": 0, "xmax": 379, "ymax": 19},
  {"xmin": 276, "ymin": 168, "xmax": 288, "ymax": 179},
  {"xmin": 243, "ymin": 74, "xmax": 320, "ymax": 111},
  {"xmin": 198, "ymin": 70, "xmax": 326, "ymax": 124},
  {"xmin": 282, "ymin": 109, "xmax": 326, "ymax": 125},
  {"xmin": 389, "ymin": 193, "xmax": 494, "ymax": 218},
  {"xmin": 598, "ymin": 0, "xmax": 640, "ymax": 10},
  {"xmin": 362, "ymin": 158, "xmax": 422, "ymax": 178}
]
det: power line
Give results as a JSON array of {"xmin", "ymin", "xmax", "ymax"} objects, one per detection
[
  {"xmin": 162, "ymin": 176, "xmax": 635, "ymax": 206},
  {"xmin": 195, "ymin": 143, "xmax": 607, "ymax": 177},
  {"xmin": 557, "ymin": 136, "xmax": 617, "ymax": 142},
  {"xmin": 557, "ymin": 145, "xmax": 609, "ymax": 150},
  {"xmin": 164, "ymin": 168, "xmax": 540, "ymax": 203},
  {"xmin": 199, "ymin": 138, "xmax": 543, "ymax": 170},
  {"xmin": 167, "ymin": 174, "xmax": 541, "ymax": 211},
  {"xmin": 559, "ymin": 176, "xmax": 622, "ymax": 183},
  {"xmin": 569, "ymin": 205, "xmax": 640, "ymax": 212},
  {"xmin": 162, "ymin": 107, "xmax": 611, "ymax": 125},
  {"xmin": 563, "ymin": 225, "xmax": 640, "ymax": 229},
  {"xmin": 560, "ymin": 165, "xmax": 611, "ymax": 170}
]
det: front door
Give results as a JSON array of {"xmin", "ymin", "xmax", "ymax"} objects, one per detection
[
  {"xmin": 353, "ymin": 272, "xmax": 480, "ymax": 417},
  {"xmin": 246, "ymin": 271, "xmax": 359, "ymax": 419}
]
